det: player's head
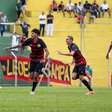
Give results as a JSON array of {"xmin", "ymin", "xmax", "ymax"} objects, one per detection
[
  {"xmin": 66, "ymin": 36, "xmax": 73, "ymax": 45},
  {"xmin": 31, "ymin": 28, "xmax": 40, "ymax": 38}
]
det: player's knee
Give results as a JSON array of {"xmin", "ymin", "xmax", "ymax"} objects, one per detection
[
  {"xmin": 79, "ymin": 75, "xmax": 84, "ymax": 80},
  {"xmin": 30, "ymin": 72, "xmax": 34, "ymax": 79},
  {"xmin": 72, "ymin": 73, "xmax": 77, "ymax": 80},
  {"xmin": 72, "ymin": 77, "xmax": 76, "ymax": 80},
  {"xmin": 72, "ymin": 75, "xmax": 76, "ymax": 80}
]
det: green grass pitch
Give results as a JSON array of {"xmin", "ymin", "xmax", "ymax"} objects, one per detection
[{"xmin": 0, "ymin": 87, "xmax": 112, "ymax": 112}]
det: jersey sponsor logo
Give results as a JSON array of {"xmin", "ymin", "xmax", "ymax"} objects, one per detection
[{"xmin": 37, "ymin": 44, "xmax": 41, "ymax": 48}]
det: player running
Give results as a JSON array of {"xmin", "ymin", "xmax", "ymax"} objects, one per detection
[
  {"xmin": 57, "ymin": 36, "xmax": 94, "ymax": 95},
  {"xmin": 5, "ymin": 28, "xmax": 50, "ymax": 95}
]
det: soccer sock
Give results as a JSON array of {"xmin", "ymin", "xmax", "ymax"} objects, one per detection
[
  {"xmin": 81, "ymin": 79, "xmax": 93, "ymax": 91},
  {"xmin": 32, "ymin": 82, "xmax": 38, "ymax": 92}
]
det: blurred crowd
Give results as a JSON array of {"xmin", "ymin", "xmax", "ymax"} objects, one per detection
[{"xmin": 49, "ymin": 0, "xmax": 111, "ymax": 23}]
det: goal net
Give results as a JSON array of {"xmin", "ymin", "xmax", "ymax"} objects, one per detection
[{"xmin": 0, "ymin": 22, "xmax": 32, "ymax": 87}]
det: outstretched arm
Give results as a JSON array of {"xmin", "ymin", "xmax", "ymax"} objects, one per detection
[
  {"xmin": 5, "ymin": 38, "xmax": 31, "ymax": 51},
  {"xmin": 5, "ymin": 44, "xmax": 21, "ymax": 51},
  {"xmin": 57, "ymin": 50, "xmax": 74, "ymax": 56},
  {"xmin": 106, "ymin": 41, "xmax": 112, "ymax": 59}
]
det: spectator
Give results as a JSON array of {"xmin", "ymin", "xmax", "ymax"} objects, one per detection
[
  {"xmin": 89, "ymin": 8, "xmax": 96, "ymax": 24},
  {"xmin": 1, "ymin": 13, "xmax": 8, "ymax": 31},
  {"xmin": 91, "ymin": 0, "xmax": 100, "ymax": 18},
  {"xmin": 0, "ymin": 12, "xmax": 6, "ymax": 37},
  {"xmin": 20, "ymin": 0, "xmax": 27, "ymax": 16},
  {"xmin": 11, "ymin": 33, "xmax": 20, "ymax": 52},
  {"xmin": 20, "ymin": 21, "xmax": 30, "ymax": 37},
  {"xmin": 58, "ymin": 1, "xmax": 65, "ymax": 17},
  {"xmin": 77, "ymin": 2, "xmax": 83, "ymax": 14},
  {"xmin": 100, "ymin": 0, "xmax": 111, "ymax": 18},
  {"xmin": 16, "ymin": 0, "xmax": 23, "ymax": 19},
  {"xmin": 46, "ymin": 11, "xmax": 54, "ymax": 37},
  {"xmin": 20, "ymin": 0, "xmax": 26, "ymax": 6},
  {"xmin": 73, "ymin": 3, "xmax": 78, "ymax": 17},
  {"xmin": 66, "ymin": 0, "xmax": 74, "ymax": 17},
  {"xmin": 50, "ymin": 0, "xmax": 58, "ymax": 12},
  {"xmin": 83, "ymin": 0, "xmax": 92, "ymax": 13},
  {"xmin": 39, "ymin": 11, "xmax": 46, "ymax": 37},
  {"xmin": 19, "ymin": 34, "xmax": 27, "ymax": 53}
]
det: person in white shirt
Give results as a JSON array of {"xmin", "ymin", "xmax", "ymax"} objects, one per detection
[
  {"xmin": 1, "ymin": 14, "xmax": 8, "ymax": 31},
  {"xmin": 39, "ymin": 12, "xmax": 46, "ymax": 36},
  {"xmin": 77, "ymin": 2, "xmax": 83, "ymax": 14},
  {"xmin": 0, "ymin": 13, "xmax": 8, "ymax": 36},
  {"xmin": 100, "ymin": 0, "xmax": 111, "ymax": 17},
  {"xmin": 66, "ymin": 0, "xmax": 74, "ymax": 17},
  {"xmin": 11, "ymin": 33, "xmax": 20, "ymax": 51}
]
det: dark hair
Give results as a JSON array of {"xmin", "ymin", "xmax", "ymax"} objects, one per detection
[
  {"xmin": 67, "ymin": 35, "xmax": 73, "ymax": 41},
  {"xmin": 32, "ymin": 28, "xmax": 40, "ymax": 36}
]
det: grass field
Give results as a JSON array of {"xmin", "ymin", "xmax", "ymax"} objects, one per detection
[{"xmin": 0, "ymin": 87, "xmax": 112, "ymax": 112}]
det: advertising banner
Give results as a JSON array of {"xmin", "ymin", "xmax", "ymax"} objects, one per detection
[{"xmin": 0, "ymin": 56, "xmax": 71, "ymax": 85}]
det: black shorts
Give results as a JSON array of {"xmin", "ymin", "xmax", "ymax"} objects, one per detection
[
  {"xmin": 72, "ymin": 64, "xmax": 86, "ymax": 79},
  {"xmin": 29, "ymin": 60, "xmax": 45, "ymax": 74}
]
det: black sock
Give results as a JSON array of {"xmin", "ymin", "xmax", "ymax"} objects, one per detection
[
  {"xmin": 32, "ymin": 82, "xmax": 38, "ymax": 92},
  {"xmin": 81, "ymin": 79, "xmax": 93, "ymax": 91}
]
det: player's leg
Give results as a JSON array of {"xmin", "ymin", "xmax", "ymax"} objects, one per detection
[
  {"xmin": 72, "ymin": 66, "xmax": 79, "ymax": 80},
  {"xmin": 78, "ymin": 64, "xmax": 94, "ymax": 94},
  {"xmin": 31, "ymin": 61, "xmax": 45, "ymax": 93},
  {"xmin": 31, "ymin": 72, "xmax": 39, "ymax": 93},
  {"xmin": 29, "ymin": 61, "xmax": 38, "ymax": 94},
  {"xmin": 80, "ymin": 75, "xmax": 93, "ymax": 92}
]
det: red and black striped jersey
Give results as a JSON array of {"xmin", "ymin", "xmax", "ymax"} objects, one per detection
[
  {"xmin": 22, "ymin": 38, "xmax": 47, "ymax": 61},
  {"xmin": 68, "ymin": 43, "xmax": 86, "ymax": 65}
]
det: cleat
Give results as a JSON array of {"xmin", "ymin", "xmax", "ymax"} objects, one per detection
[
  {"xmin": 30, "ymin": 91, "xmax": 35, "ymax": 95},
  {"xmin": 86, "ymin": 91, "xmax": 95, "ymax": 95}
]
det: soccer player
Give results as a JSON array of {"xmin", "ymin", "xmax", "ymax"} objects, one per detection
[
  {"xmin": 5, "ymin": 28, "xmax": 50, "ymax": 95},
  {"xmin": 106, "ymin": 41, "xmax": 112, "ymax": 59},
  {"xmin": 57, "ymin": 36, "xmax": 94, "ymax": 95}
]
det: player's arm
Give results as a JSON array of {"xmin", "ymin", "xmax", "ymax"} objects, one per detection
[
  {"xmin": 106, "ymin": 41, "xmax": 112, "ymax": 59},
  {"xmin": 5, "ymin": 38, "xmax": 32, "ymax": 51},
  {"xmin": 5, "ymin": 44, "xmax": 21, "ymax": 51},
  {"xmin": 44, "ymin": 48, "xmax": 50, "ymax": 59},
  {"xmin": 41, "ymin": 40, "xmax": 50, "ymax": 60},
  {"xmin": 57, "ymin": 51, "xmax": 74, "ymax": 56}
]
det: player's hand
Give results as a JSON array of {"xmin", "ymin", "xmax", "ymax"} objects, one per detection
[
  {"xmin": 70, "ymin": 60, "xmax": 75, "ymax": 66},
  {"xmin": 44, "ymin": 56, "xmax": 51, "ymax": 63},
  {"xmin": 106, "ymin": 54, "xmax": 109, "ymax": 60},
  {"xmin": 57, "ymin": 50, "xmax": 63, "ymax": 55},
  {"xmin": 47, "ymin": 56, "xmax": 51, "ymax": 61}
]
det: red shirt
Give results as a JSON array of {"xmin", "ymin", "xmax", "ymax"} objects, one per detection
[
  {"xmin": 68, "ymin": 43, "xmax": 86, "ymax": 65},
  {"xmin": 22, "ymin": 38, "xmax": 47, "ymax": 61}
]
